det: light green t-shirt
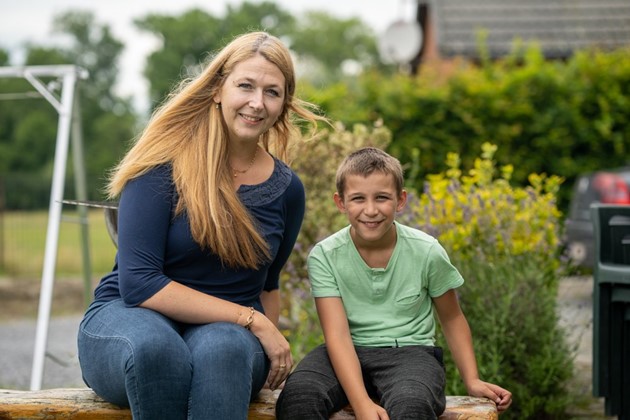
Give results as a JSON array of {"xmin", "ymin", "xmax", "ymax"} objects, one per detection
[{"xmin": 308, "ymin": 222, "xmax": 464, "ymax": 347}]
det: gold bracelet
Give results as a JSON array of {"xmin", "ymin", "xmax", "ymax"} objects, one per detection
[{"xmin": 243, "ymin": 307, "xmax": 255, "ymax": 330}]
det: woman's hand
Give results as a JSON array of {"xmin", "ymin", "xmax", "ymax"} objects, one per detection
[{"xmin": 248, "ymin": 309, "xmax": 292, "ymax": 390}]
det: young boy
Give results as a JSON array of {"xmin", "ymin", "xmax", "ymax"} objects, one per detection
[{"xmin": 276, "ymin": 147, "xmax": 512, "ymax": 419}]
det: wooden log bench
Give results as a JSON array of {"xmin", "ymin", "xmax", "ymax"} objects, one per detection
[{"xmin": 0, "ymin": 387, "xmax": 497, "ymax": 419}]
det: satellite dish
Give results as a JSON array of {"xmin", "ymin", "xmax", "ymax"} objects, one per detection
[{"xmin": 378, "ymin": 20, "xmax": 423, "ymax": 64}]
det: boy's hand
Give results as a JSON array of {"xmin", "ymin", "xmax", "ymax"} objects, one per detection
[
  {"xmin": 467, "ymin": 380, "xmax": 512, "ymax": 412},
  {"xmin": 353, "ymin": 400, "xmax": 389, "ymax": 420}
]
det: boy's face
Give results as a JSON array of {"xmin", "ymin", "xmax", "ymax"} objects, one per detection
[{"xmin": 334, "ymin": 172, "xmax": 407, "ymax": 248}]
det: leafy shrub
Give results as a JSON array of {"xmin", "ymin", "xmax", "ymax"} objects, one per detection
[
  {"xmin": 410, "ymin": 142, "xmax": 563, "ymax": 262},
  {"xmin": 402, "ymin": 143, "xmax": 573, "ymax": 419},
  {"xmin": 443, "ymin": 256, "xmax": 574, "ymax": 419},
  {"xmin": 300, "ymin": 46, "xmax": 630, "ymax": 212}
]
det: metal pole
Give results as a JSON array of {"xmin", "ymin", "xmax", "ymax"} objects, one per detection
[
  {"xmin": 70, "ymin": 92, "xmax": 93, "ymax": 308},
  {"xmin": 30, "ymin": 69, "xmax": 78, "ymax": 391}
]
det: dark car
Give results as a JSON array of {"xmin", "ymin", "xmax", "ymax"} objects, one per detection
[{"xmin": 563, "ymin": 168, "xmax": 630, "ymax": 267}]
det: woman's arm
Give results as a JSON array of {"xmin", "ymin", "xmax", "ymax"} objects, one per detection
[
  {"xmin": 316, "ymin": 297, "xmax": 389, "ymax": 419},
  {"xmin": 264, "ymin": 173, "xmax": 305, "ymax": 292},
  {"xmin": 140, "ymin": 281, "xmax": 251, "ymax": 324},
  {"xmin": 142, "ymin": 282, "xmax": 291, "ymax": 389},
  {"xmin": 115, "ymin": 167, "xmax": 175, "ymax": 305}
]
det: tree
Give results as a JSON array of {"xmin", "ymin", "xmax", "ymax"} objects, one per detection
[
  {"xmin": 49, "ymin": 11, "xmax": 136, "ymax": 201},
  {"xmin": 288, "ymin": 11, "xmax": 380, "ymax": 82},
  {"xmin": 135, "ymin": 2, "xmax": 296, "ymax": 108},
  {"xmin": 0, "ymin": 11, "xmax": 137, "ymax": 207},
  {"xmin": 52, "ymin": 11, "xmax": 126, "ymax": 111},
  {"xmin": 0, "ymin": 47, "xmax": 63, "ymax": 207},
  {"xmin": 0, "ymin": 48, "xmax": 9, "ymax": 66},
  {"xmin": 134, "ymin": 2, "xmax": 384, "ymax": 107}
]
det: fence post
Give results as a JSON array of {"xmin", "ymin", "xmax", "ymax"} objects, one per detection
[{"xmin": 0, "ymin": 177, "xmax": 4, "ymax": 271}]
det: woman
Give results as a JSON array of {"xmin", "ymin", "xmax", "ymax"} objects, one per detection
[{"xmin": 77, "ymin": 31, "xmax": 325, "ymax": 419}]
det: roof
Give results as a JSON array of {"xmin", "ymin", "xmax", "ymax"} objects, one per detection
[{"xmin": 432, "ymin": 0, "xmax": 630, "ymax": 59}]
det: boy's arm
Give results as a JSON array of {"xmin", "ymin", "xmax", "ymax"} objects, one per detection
[
  {"xmin": 315, "ymin": 297, "xmax": 389, "ymax": 419},
  {"xmin": 433, "ymin": 290, "xmax": 512, "ymax": 412}
]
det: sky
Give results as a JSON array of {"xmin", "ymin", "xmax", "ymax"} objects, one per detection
[{"xmin": 0, "ymin": 0, "xmax": 418, "ymax": 113}]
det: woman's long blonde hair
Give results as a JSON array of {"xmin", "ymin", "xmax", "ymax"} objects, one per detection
[{"xmin": 107, "ymin": 31, "xmax": 325, "ymax": 269}]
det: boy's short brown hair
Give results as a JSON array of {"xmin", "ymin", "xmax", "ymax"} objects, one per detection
[{"xmin": 335, "ymin": 147, "xmax": 404, "ymax": 197}]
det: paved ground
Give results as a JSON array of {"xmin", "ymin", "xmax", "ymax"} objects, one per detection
[
  {"xmin": 0, "ymin": 315, "xmax": 84, "ymax": 390},
  {"xmin": 556, "ymin": 276, "xmax": 615, "ymax": 419},
  {"xmin": 0, "ymin": 275, "xmax": 618, "ymax": 418}
]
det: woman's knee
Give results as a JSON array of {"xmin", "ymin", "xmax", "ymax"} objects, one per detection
[
  {"xmin": 131, "ymin": 333, "xmax": 192, "ymax": 373},
  {"xmin": 185, "ymin": 322, "xmax": 259, "ymax": 362},
  {"xmin": 184, "ymin": 322, "xmax": 269, "ymax": 394},
  {"xmin": 79, "ymin": 307, "xmax": 192, "ymax": 386}
]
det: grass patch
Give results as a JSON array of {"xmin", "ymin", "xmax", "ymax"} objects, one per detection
[{"xmin": 0, "ymin": 209, "xmax": 117, "ymax": 279}]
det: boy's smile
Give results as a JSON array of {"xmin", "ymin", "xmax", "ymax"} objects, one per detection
[{"xmin": 334, "ymin": 172, "xmax": 407, "ymax": 250}]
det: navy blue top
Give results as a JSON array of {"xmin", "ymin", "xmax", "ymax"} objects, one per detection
[{"xmin": 93, "ymin": 158, "xmax": 305, "ymax": 312}]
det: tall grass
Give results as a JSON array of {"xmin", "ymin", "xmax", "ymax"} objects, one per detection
[{"xmin": 0, "ymin": 209, "xmax": 117, "ymax": 279}]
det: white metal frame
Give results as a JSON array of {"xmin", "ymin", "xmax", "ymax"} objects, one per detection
[{"xmin": 0, "ymin": 65, "xmax": 89, "ymax": 390}]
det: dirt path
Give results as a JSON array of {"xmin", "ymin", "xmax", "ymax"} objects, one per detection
[{"xmin": 0, "ymin": 277, "xmax": 87, "ymax": 321}]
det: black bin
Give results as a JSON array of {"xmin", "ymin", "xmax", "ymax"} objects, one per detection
[{"xmin": 591, "ymin": 203, "xmax": 630, "ymax": 420}]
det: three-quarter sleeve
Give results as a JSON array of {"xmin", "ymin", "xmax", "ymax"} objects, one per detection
[
  {"xmin": 264, "ymin": 173, "xmax": 305, "ymax": 291},
  {"xmin": 116, "ymin": 166, "xmax": 174, "ymax": 306}
]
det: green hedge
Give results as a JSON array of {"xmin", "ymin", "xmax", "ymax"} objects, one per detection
[
  {"xmin": 406, "ymin": 143, "xmax": 572, "ymax": 418},
  {"xmin": 300, "ymin": 46, "xmax": 630, "ymax": 211}
]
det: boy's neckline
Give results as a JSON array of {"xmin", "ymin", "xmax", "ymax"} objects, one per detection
[{"xmin": 350, "ymin": 223, "xmax": 398, "ymax": 269}]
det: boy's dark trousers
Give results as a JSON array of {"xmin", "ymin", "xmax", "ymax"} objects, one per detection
[{"xmin": 276, "ymin": 344, "xmax": 446, "ymax": 420}]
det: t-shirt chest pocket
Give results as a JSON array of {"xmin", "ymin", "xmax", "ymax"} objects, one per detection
[{"xmin": 394, "ymin": 288, "xmax": 426, "ymax": 316}]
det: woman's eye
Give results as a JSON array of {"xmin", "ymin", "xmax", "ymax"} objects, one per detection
[
  {"xmin": 237, "ymin": 83, "xmax": 253, "ymax": 90},
  {"xmin": 266, "ymin": 89, "xmax": 280, "ymax": 97}
]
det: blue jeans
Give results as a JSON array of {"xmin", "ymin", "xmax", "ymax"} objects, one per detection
[{"xmin": 77, "ymin": 299, "xmax": 269, "ymax": 420}]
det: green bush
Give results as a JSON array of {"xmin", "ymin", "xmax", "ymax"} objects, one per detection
[
  {"xmin": 443, "ymin": 256, "xmax": 574, "ymax": 419},
  {"xmin": 403, "ymin": 143, "xmax": 573, "ymax": 418},
  {"xmin": 299, "ymin": 46, "xmax": 630, "ymax": 212},
  {"xmin": 411, "ymin": 142, "xmax": 563, "ymax": 261}
]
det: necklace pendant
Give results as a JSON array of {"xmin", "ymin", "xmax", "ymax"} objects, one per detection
[{"xmin": 229, "ymin": 146, "xmax": 258, "ymax": 179}]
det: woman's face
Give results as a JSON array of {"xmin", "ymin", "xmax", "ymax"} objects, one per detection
[{"xmin": 214, "ymin": 54, "xmax": 286, "ymax": 144}]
